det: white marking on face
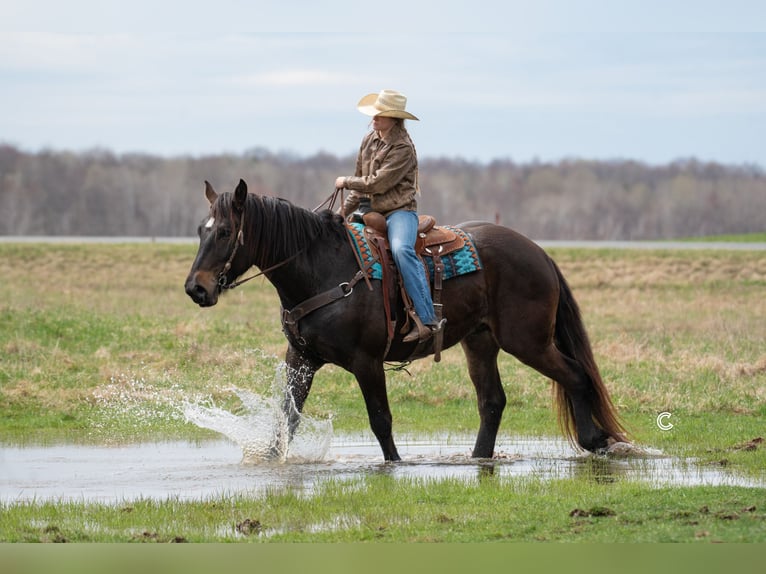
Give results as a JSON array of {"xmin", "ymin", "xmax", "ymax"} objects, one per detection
[{"xmin": 205, "ymin": 217, "xmax": 215, "ymax": 229}]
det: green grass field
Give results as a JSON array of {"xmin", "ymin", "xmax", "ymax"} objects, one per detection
[{"xmin": 1, "ymin": 242, "xmax": 765, "ymax": 542}]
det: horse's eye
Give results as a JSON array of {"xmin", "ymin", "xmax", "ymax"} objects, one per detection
[{"xmin": 217, "ymin": 228, "xmax": 231, "ymax": 240}]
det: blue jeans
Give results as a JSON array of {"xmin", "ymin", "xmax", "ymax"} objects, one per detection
[{"xmin": 386, "ymin": 210, "xmax": 437, "ymax": 325}]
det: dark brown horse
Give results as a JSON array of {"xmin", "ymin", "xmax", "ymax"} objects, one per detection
[{"xmin": 185, "ymin": 179, "xmax": 627, "ymax": 461}]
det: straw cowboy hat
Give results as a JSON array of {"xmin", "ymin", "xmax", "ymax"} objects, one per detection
[{"xmin": 357, "ymin": 89, "xmax": 419, "ymax": 120}]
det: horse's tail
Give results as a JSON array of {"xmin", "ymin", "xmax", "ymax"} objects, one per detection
[{"xmin": 550, "ymin": 260, "xmax": 628, "ymax": 446}]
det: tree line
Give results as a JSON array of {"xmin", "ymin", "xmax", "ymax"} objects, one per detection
[{"xmin": 1, "ymin": 144, "xmax": 763, "ymax": 240}]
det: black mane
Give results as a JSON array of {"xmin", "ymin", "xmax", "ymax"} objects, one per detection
[{"xmin": 212, "ymin": 192, "xmax": 345, "ymax": 269}]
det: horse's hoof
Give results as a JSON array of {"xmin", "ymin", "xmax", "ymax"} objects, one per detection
[{"xmin": 580, "ymin": 433, "xmax": 610, "ymax": 453}]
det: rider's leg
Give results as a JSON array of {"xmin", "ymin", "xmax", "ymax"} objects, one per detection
[{"xmin": 386, "ymin": 210, "xmax": 444, "ymax": 341}]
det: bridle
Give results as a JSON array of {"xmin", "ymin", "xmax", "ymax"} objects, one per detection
[{"xmin": 216, "ymin": 209, "xmax": 245, "ymax": 289}]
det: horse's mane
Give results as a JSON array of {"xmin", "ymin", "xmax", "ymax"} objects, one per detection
[{"xmin": 212, "ymin": 192, "xmax": 346, "ymax": 268}]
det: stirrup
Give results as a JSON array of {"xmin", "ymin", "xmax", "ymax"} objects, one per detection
[{"xmin": 403, "ymin": 318, "xmax": 446, "ymax": 344}]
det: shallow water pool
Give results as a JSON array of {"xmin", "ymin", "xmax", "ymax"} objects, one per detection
[{"xmin": 2, "ymin": 434, "xmax": 762, "ymax": 504}]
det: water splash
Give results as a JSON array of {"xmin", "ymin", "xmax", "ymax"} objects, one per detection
[
  {"xmin": 606, "ymin": 441, "xmax": 664, "ymax": 458},
  {"xmin": 89, "ymin": 372, "xmax": 188, "ymax": 438},
  {"xmin": 183, "ymin": 364, "xmax": 333, "ymax": 464}
]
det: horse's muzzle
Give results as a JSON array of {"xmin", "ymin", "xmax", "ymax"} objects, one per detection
[{"xmin": 185, "ymin": 274, "xmax": 219, "ymax": 307}]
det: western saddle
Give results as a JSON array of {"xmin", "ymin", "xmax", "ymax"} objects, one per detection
[{"xmin": 358, "ymin": 212, "xmax": 466, "ymax": 362}]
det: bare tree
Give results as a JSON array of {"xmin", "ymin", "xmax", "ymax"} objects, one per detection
[{"xmin": 0, "ymin": 144, "xmax": 763, "ymax": 239}]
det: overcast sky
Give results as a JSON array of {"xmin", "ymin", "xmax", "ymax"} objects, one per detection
[{"xmin": 2, "ymin": 0, "xmax": 765, "ymax": 166}]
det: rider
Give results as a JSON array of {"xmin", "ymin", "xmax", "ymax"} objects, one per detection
[{"xmin": 335, "ymin": 89, "xmax": 445, "ymax": 343}]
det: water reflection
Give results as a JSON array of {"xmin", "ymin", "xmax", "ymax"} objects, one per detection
[
  {"xmin": 574, "ymin": 456, "xmax": 621, "ymax": 484},
  {"xmin": 477, "ymin": 461, "xmax": 497, "ymax": 482}
]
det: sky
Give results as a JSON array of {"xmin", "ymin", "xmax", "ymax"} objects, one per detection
[{"xmin": 1, "ymin": 0, "xmax": 765, "ymax": 166}]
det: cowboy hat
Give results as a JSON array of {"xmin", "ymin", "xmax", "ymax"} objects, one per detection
[{"xmin": 357, "ymin": 89, "xmax": 419, "ymax": 120}]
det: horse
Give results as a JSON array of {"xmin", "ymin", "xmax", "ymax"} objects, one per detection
[{"xmin": 185, "ymin": 179, "xmax": 627, "ymax": 461}]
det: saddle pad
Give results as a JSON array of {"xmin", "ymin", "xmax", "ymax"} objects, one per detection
[
  {"xmin": 423, "ymin": 226, "xmax": 483, "ymax": 279},
  {"xmin": 347, "ymin": 223, "xmax": 482, "ymax": 282},
  {"xmin": 347, "ymin": 222, "xmax": 384, "ymax": 279}
]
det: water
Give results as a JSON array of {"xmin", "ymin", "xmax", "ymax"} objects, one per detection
[
  {"xmin": 2, "ymin": 433, "xmax": 764, "ymax": 504},
  {"xmin": 2, "ymin": 365, "xmax": 764, "ymax": 503}
]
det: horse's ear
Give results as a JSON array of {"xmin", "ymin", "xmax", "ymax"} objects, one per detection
[
  {"xmin": 204, "ymin": 180, "xmax": 217, "ymax": 205},
  {"xmin": 234, "ymin": 179, "xmax": 248, "ymax": 211}
]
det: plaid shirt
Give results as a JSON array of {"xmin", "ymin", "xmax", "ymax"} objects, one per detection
[{"xmin": 342, "ymin": 124, "xmax": 419, "ymax": 217}]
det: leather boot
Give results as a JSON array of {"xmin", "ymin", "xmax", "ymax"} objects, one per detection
[
  {"xmin": 402, "ymin": 322, "xmax": 429, "ymax": 343},
  {"xmin": 402, "ymin": 318, "xmax": 446, "ymax": 343}
]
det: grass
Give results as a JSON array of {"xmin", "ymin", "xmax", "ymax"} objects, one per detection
[
  {"xmin": 1, "ymin": 242, "xmax": 765, "ymax": 542},
  {"xmin": 1, "ymin": 476, "xmax": 765, "ymax": 543}
]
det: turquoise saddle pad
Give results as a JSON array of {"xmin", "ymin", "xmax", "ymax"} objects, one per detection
[{"xmin": 347, "ymin": 222, "xmax": 482, "ymax": 282}]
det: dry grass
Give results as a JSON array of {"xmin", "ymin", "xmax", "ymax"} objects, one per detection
[{"xmin": 550, "ymin": 250, "xmax": 766, "ymax": 416}]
